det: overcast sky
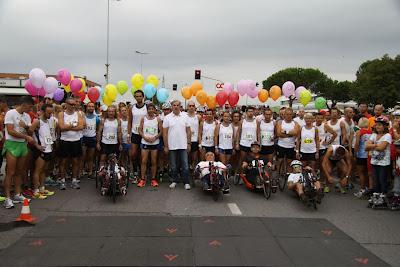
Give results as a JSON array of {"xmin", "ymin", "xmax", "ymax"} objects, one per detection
[{"xmin": 0, "ymin": 0, "xmax": 399, "ymax": 104}]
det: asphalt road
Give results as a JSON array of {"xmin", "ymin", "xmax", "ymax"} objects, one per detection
[{"xmin": 1, "ymin": 178, "xmax": 399, "ymax": 266}]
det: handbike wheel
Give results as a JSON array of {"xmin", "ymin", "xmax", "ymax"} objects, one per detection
[
  {"xmin": 233, "ymin": 173, "xmax": 240, "ymax": 185},
  {"xmin": 95, "ymin": 160, "xmax": 98, "ymax": 189},
  {"xmin": 278, "ymin": 163, "xmax": 287, "ymax": 191},
  {"xmin": 111, "ymin": 176, "xmax": 116, "ymax": 203},
  {"xmin": 263, "ymin": 179, "xmax": 272, "ymax": 200}
]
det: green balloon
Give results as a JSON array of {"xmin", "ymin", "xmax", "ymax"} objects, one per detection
[
  {"xmin": 117, "ymin": 80, "xmax": 128, "ymax": 95},
  {"xmin": 315, "ymin": 97, "xmax": 327, "ymax": 110}
]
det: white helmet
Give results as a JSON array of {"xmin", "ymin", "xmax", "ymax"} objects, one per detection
[{"xmin": 290, "ymin": 160, "xmax": 303, "ymax": 167}]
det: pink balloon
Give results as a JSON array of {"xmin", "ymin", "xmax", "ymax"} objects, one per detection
[
  {"xmin": 237, "ymin": 80, "xmax": 249, "ymax": 96},
  {"xmin": 247, "ymin": 88, "xmax": 259, "ymax": 98},
  {"xmin": 25, "ymin": 80, "xmax": 38, "ymax": 96},
  {"xmin": 223, "ymin": 82, "xmax": 233, "ymax": 95},
  {"xmin": 70, "ymin": 78, "xmax": 82, "ymax": 92},
  {"xmin": 56, "ymin": 68, "xmax": 71, "ymax": 86},
  {"xmin": 282, "ymin": 81, "xmax": 295, "ymax": 98},
  {"xmin": 38, "ymin": 87, "xmax": 46, "ymax": 97},
  {"xmin": 247, "ymin": 80, "xmax": 257, "ymax": 94},
  {"xmin": 295, "ymin": 86, "xmax": 306, "ymax": 99}
]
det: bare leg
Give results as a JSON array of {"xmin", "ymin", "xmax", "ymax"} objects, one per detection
[
  {"xmin": 150, "ymin": 150, "xmax": 158, "ymax": 179},
  {"xmin": 4, "ymin": 153, "xmax": 17, "ymax": 198},
  {"xmin": 140, "ymin": 149, "xmax": 149, "ymax": 181}
]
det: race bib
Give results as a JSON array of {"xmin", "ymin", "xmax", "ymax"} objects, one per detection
[
  {"xmin": 245, "ymin": 134, "xmax": 253, "ymax": 141},
  {"xmin": 86, "ymin": 125, "xmax": 94, "ymax": 131},
  {"xmin": 106, "ymin": 133, "xmax": 116, "ymax": 141},
  {"xmin": 145, "ymin": 127, "xmax": 156, "ymax": 135},
  {"xmin": 224, "ymin": 133, "xmax": 232, "ymax": 139},
  {"xmin": 261, "ymin": 131, "xmax": 273, "ymax": 142},
  {"xmin": 134, "ymin": 125, "xmax": 139, "ymax": 133},
  {"xmin": 303, "ymin": 138, "xmax": 314, "ymax": 144},
  {"xmin": 122, "ymin": 128, "xmax": 128, "ymax": 135},
  {"xmin": 205, "ymin": 135, "xmax": 213, "ymax": 141},
  {"xmin": 44, "ymin": 135, "xmax": 53, "ymax": 145}
]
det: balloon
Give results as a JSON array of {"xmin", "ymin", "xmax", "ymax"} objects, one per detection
[
  {"xmin": 45, "ymin": 93, "xmax": 54, "ymax": 99},
  {"xmin": 143, "ymin": 83, "xmax": 157, "ymax": 99},
  {"xmin": 237, "ymin": 79, "xmax": 249, "ymax": 96},
  {"xmin": 105, "ymin": 84, "xmax": 118, "ymax": 100},
  {"xmin": 216, "ymin": 91, "xmax": 228, "ymax": 106},
  {"xmin": 295, "ymin": 86, "xmax": 306, "ymax": 99},
  {"xmin": 130, "ymin": 87, "xmax": 138, "ymax": 96},
  {"xmin": 43, "ymin": 77, "xmax": 58, "ymax": 94},
  {"xmin": 181, "ymin": 86, "xmax": 192, "ymax": 100},
  {"xmin": 117, "ymin": 80, "xmax": 128, "ymax": 95},
  {"xmin": 53, "ymin": 88, "xmax": 64, "ymax": 102},
  {"xmin": 282, "ymin": 81, "xmax": 295, "ymax": 98},
  {"xmin": 190, "ymin": 81, "xmax": 203, "ymax": 96},
  {"xmin": 77, "ymin": 91, "xmax": 86, "ymax": 102},
  {"xmin": 247, "ymin": 80, "xmax": 257, "ymax": 94},
  {"xmin": 269, "ymin": 85, "xmax": 282, "ymax": 101},
  {"xmin": 78, "ymin": 78, "xmax": 86, "ymax": 91},
  {"xmin": 63, "ymin": 84, "xmax": 71, "ymax": 93},
  {"xmin": 56, "ymin": 68, "xmax": 71, "ymax": 85},
  {"xmin": 25, "ymin": 80, "xmax": 38, "ymax": 96},
  {"xmin": 103, "ymin": 94, "xmax": 113, "ymax": 106},
  {"xmin": 156, "ymin": 88, "xmax": 169, "ymax": 103},
  {"xmin": 131, "ymin": 73, "xmax": 145, "ymax": 89},
  {"xmin": 88, "ymin": 87, "xmax": 100, "ymax": 103},
  {"xmin": 258, "ymin": 89, "xmax": 269, "ymax": 103},
  {"xmin": 146, "ymin": 74, "xmax": 159, "ymax": 88},
  {"xmin": 38, "ymin": 87, "xmax": 46, "ymax": 97},
  {"xmin": 247, "ymin": 86, "xmax": 259, "ymax": 98},
  {"xmin": 206, "ymin": 95, "xmax": 216, "ymax": 109},
  {"xmin": 29, "ymin": 68, "xmax": 46, "ymax": 88},
  {"xmin": 228, "ymin": 91, "xmax": 239, "ymax": 107},
  {"xmin": 314, "ymin": 96, "xmax": 327, "ymax": 110},
  {"xmin": 70, "ymin": 78, "xmax": 82, "ymax": 93},
  {"xmin": 196, "ymin": 90, "xmax": 207, "ymax": 105},
  {"xmin": 299, "ymin": 89, "xmax": 312, "ymax": 106},
  {"xmin": 223, "ymin": 82, "xmax": 233, "ymax": 95}
]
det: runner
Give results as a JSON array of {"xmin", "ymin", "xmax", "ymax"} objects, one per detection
[
  {"xmin": 199, "ymin": 109, "xmax": 217, "ymax": 160},
  {"xmin": 186, "ymin": 101, "xmax": 201, "ymax": 169},
  {"xmin": 119, "ymin": 106, "xmax": 131, "ymax": 172},
  {"xmin": 326, "ymin": 108, "xmax": 346, "ymax": 146},
  {"xmin": 257, "ymin": 108, "xmax": 275, "ymax": 164},
  {"xmin": 293, "ymin": 107, "xmax": 306, "ymax": 127},
  {"xmin": 82, "ymin": 102, "xmax": 100, "ymax": 179},
  {"xmin": 236, "ymin": 106, "xmax": 258, "ymax": 170},
  {"xmin": 215, "ymin": 111, "xmax": 234, "ymax": 166},
  {"xmin": 296, "ymin": 113, "xmax": 319, "ymax": 172}
]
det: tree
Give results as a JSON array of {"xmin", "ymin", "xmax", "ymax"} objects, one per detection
[{"xmin": 352, "ymin": 54, "xmax": 400, "ymax": 108}]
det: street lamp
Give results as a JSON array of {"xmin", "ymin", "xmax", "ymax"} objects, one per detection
[
  {"xmin": 105, "ymin": 0, "xmax": 122, "ymax": 84},
  {"xmin": 135, "ymin": 50, "xmax": 150, "ymax": 74}
]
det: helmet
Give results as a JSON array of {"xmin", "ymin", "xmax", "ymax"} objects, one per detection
[
  {"xmin": 375, "ymin": 116, "xmax": 389, "ymax": 125},
  {"xmin": 392, "ymin": 110, "xmax": 400, "ymax": 116},
  {"xmin": 250, "ymin": 141, "xmax": 261, "ymax": 147},
  {"xmin": 162, "ymin": 102, "xmax": 171, "ymax": 109},
  {"xmin": 290, "ymin": 160, "xmax": 303, "ymax": 167}
]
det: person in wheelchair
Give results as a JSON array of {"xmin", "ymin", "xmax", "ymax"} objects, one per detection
[
  {"xmin": 287, "ymin": 160, "xmax": 323, "ymax": 203},
  {"xmin": 195, "ymin": 152, "xmax": 230, "ymax": 193},
  {"xmin": 241, "ymin": 141, "xmax": 271, "ymax": 190},
  {"xmin": 98, "ymin": 154, "xmax": 127, "ymax": 196}
]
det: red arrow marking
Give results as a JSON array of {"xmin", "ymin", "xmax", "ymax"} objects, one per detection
[
  {"xmin": 29, "ymin": 240, "xmax": 44, "ymax": 247},
  {"xmin": 321, "ymin": 230, "xmax": 332, "ymax": 236},
  {"xmin": 164, "ymin": 254, "xmax": 178, "ymax": 261},
  {"xmin": 355, "ymin": 258, "xmax": 369, "ymax": 265},
  {"xmin": 209, "ymin": 240, "xmax": 221, "ymax": 247},
  {"xmin": 56, "ymin": 218, "xmax": 66, "ymax": 223},
  {"xmin": 203, "ymin": 219, "xmax": 215, "ymax": 223},
  {"xmin": 166, "ymin": 228, "xmax": 177, "ymax": 234}
]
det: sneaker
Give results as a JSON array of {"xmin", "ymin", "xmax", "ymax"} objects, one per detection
[
  {"xmin": 150, "ymin": 179, "xmax": 159, "ymax": 187},
  {"xmin": 45, "ymin": 177, "xmax": 58, "ymax": 187},
  {"xmin": 0, "ymin": 196, "xmax": 6, "ymax": 202},
  {"xmin": 169, "ymin": 182, "xmax": 177, "ymax": 189},
  {"xmin": 40, "ymin": 190, "xmax": 55, "ymax": 196},
  {"xmin": 33, "ymin": 192, "xmax": 47, "ymax": 200},
  {"xmin": 120, "ymin": 186, "xmax": 127, "ymax": 196},
  {"xmin": 3, "ymin": 198, "xmax": 14, "ymax": 209},
  {"xmin": 12, "ymin": 194, "xmax": 31, "ymax": 204},
  {"xmin": 71, "ymin": 181, "xmax": 80, "ymax": 189},
  {"xmin": 101, "ymin": 187, "xmax": 107, "ymax": 196},
  {"xmin": 203, "ymin": 183, "xmax": 211, "ymax": 191},
  {"xmin": 323, "ymin": 186, "xmax": 330, "ymax": 193},
  {"xmin": 339, "ymin": 186, "xmax": 346, "ymax": 194},
  {"xmin": 184, "ymin": 184, "xmax": 191, "ymax": 190},
  {"xmin": 59, "ymin": 182, "xmax": 66, "ymax": 190},
  {"xmin": 137, "ymin": 179, "xmax": 146, "ymax": 188},
  {"xmin": 354, "ymin": 189, "xmax": 365, "ymax": 198}
]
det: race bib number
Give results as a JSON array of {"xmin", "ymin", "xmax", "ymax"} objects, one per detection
[
  {"xmin": 134, "ymin": 125, "xmax": 139, "ymax": 133},
  {"xmin": 224, "ymin": 133, "xmax": 232, "ymax": 140},
  {"xmin": 106, "ymin": 133, "xmax": 116, "ymax": 141},
  {"xmin": 44, "ymin": 135, "xmax": 53, "ymax": 145},
  {"xmin": 261, "ymin": 131, "xmax": 273, "ymax": 142},
  {"xmin": 86, "ymin": 125, "xmax": 94, "ymax": 131},
  {"xmin": 303, "ymin": 138, "xmax": 314, "ymax": 144},
  {"xmin": 245, "ymin": 134, "xmax": 253, "ymax": 141},
  {"xmin": 145, "ymin": 127, "xmax": 156, "ymax": 135},
  {"xmin": 205, "ymin": 135, "xmax": 213, "ymax": 141}
]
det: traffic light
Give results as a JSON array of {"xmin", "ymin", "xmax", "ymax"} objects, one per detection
[
  {"xmin": 172, "ymin": 84, "xmax": 177, "ymax": 91},
  {"xmin": 195, "ymin": 70, "xmax": 201, "ymax": 80}
]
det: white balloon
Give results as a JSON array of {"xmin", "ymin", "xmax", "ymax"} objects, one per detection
[
  {"xmin": 43, "ymin": 77, "xmax": 58, "ymax": 94},
  {"xmin": 29, "ymin": 68, "xmax": 46, "ymax": 88},
  {"xmin": 45, "ymin": 93, "xmax": 54, "ymax": 99}
]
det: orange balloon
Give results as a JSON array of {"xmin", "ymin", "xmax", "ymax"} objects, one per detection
[
  {"xmin": 196, "ymin": 90, "xmax": 207, "ymax": 105},
  {"xmin": 269, "ymin": 85, "xmax": 282, "ymax": 101},
  {"xmin": 181, "ymin": 86, "xmax": 192, "ymax": 100},
  {"xmin": 190, "ymin": 81, "xmax": 203, "ymax": 96},
  {"xmin": 206, "ymin": 95, "xmax": 217, "ymax": 109},
  {"xmin": 258, "ymin": 89, "xmax": 269, "ymax": 103}
]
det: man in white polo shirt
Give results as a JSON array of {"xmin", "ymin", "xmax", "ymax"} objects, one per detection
[{"xmin": 163, "ymin": 100, "xmax": 192, "ymax": 189}]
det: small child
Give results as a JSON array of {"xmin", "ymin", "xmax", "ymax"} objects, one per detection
[
  {"xmin": 195, "ymin": 152, "xmax": 229, "ymax": 193},
  {"xmin": 98, "ymin": 154, "xmax": 127, "ymax": 196}
]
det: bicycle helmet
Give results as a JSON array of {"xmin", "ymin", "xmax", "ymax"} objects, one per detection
[
  {"xmin": 375, "ymin": 116, "xmax": 389, "ymax": 125},
  {"xmin": 290, "ymin": 160, "xmax": 303, "ymax": 167},
  {"xmin": 392, "ymin": 110, "xmax": 400, "ymax": 116},
  {"xmin": 162, "ymin": 102, "xmax": 171, "ymax": 110}
]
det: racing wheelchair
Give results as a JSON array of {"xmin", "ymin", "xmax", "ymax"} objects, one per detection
[{"xmin": 194, "ymin": 161, "xmax": 230, "ymax": 201}]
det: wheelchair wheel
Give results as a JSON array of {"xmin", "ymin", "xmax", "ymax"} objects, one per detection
[
  {"xmin": 278, "ymin": 162, "xmax": 287, "ymax": 191},
  {"xmin": 263, "ymin": 178, "xmax": 272, "ymax": 200},
  {"xmin": 95, "ymin": 159, "xmax": 99, "ymax": 189},
  {"xmin": 233, "ymin": 173, "xmax": 240, "ymax": 185},
  {"xmin": 111, "ymin": 175, "xmax": 117, "ymax": 203}
]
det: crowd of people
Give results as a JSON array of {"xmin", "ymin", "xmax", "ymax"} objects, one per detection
[{"xmin": 1, "ymin": 90, "xmax": 400, "ymax": 210}]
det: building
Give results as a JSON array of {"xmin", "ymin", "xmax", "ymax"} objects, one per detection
[{"xmin": 0, "ymin": 73, "xmax": 100, "ymax": 106}]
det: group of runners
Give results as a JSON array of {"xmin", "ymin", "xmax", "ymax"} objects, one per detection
[{"xmin": 1, "ymin": 90, "xmax": 400, "ymax": 209}]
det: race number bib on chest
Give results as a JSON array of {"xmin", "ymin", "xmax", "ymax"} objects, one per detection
[
  {"xmin": 261, "ymin": 131, "xmax": 273, "ymax": 142},
  {"xmin": 106, "ymin": 133, "xmax": 116, "ymax": 141},
  {"xmin": 44, "ymin": 135, "xmax": 53, "ymax": 145},
  {"xmin": 245, "ymin": 133, "xmax": 253, "ymax": 141},
  {"xmin": 145, "ymin": 127, "xmax": 156, "ymax": 135}
]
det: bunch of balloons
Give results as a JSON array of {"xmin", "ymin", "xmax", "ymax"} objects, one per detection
[
  {"xmin": 237, "ymin": 79, "xmax": 259, "ymax": 99},
  {"xmin": 102, "ymin": 84, "xmax": 118, "ymax": 106},
  {"xmin": 25, "ymin": 68, "xmax": 53, "ymax": 98},
  {"xmin": 215, "ymin": 82, "xmax": 239, "ymax": 107}
]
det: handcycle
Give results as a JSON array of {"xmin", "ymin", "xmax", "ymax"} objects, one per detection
[
  {"xmin": 98, "ymin": 154, "xmax": 128, "ymax": 203},
  {"xmin": 195, "ymin": 162, "xmax": 230, "ymax": 201},
  {"xmin": 300, "ymin": 168, "xmax": 323, "ymax": 209},
  {"xmin": 278, "ymin": 155, "xmax": 289, "ymax": 191}
]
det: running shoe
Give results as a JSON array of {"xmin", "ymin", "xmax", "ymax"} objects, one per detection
[
  {"xmin": 354, "ymin": 189, "xmax": 365, "ymax": 198},
  {"xmin": 33, "ymin": 192, "xmax": 47, "ymax": 200},
  {"xmin": 169, "ymin": 182, "xmax": 177, "ymax": 189},
  {"xmin": 0, "ymin": 196, "xmax": 6, "ymax": 202},
  {"xmin": 137, "ymin": 179, "xmax": 146, "ymax": 188},
  {"xmin": 203, "ymin": 183, "xmax": 211, "ymax": 191},
  {"xmin": 71, "ymin": 181, "xmax": 80, "ymax": 189},
  {"xmin": 120, "ymin": 186, "xmax": 127, "ymax": 196},
  {"xmin": 59, "ymin": 182, "xmax": 66, "ymax": 190},
  {"xmin": 150, "ymin": 179, "xmax": 159, "ymax": 187},
  {"xmin": 40, "ymin": 189, "xmax": 55, "ymax": 196},
  {"xmin": 101, "ymin": 187, "xmax": 107, "ymax": 196},
  {"xmin": 339, "ymin": 186, "xmax": 347, "ymax": 194},
  {"xmin": 323, "ymin": 186, "xmax": 330, "ymax": 193},
  {"xmin": 45, "ymin": 177, "xmax": 58, "ymax": 187},
  {"xmin": 3, "ymin": 198, "xmax": 14, "ymax": 209},
  {"xmin": 12, "ymin": 194, "xmax": 31, "ymax": 204},
  {"xmin": 184, "ymin": 183, "xmax": 191, "ymax": 190}
]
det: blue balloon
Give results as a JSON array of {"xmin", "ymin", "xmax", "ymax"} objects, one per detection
[
  {"xmin": 156, "ymin": 88, "xmax": 169, "ymax": 103},
  {"xmin": 143, "ymin": 83, "xmax": 156, "ymax": 99}
]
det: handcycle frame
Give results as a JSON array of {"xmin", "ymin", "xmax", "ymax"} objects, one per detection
[
  {"xmin": 195, "ymin": 162, "xmax": 230, "ymax": 201},
  {"xmin": 300, "ymin": 169, "xmax": 320, "ymax": 209}
]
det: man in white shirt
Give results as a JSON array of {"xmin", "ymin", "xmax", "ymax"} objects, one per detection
[
  {"xmin": 293, "ymin": 107, "xmax": 306, "ymax": 127},
  {"xmin": 163, "ymin": 100, "xmax": 192, "ymax": 190}
]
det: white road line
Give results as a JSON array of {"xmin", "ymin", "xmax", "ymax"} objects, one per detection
[{"xmin": 227, "ymin": 203, "xmax": 242, "ymax": 216}]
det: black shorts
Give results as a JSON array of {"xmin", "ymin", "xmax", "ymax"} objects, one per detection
[
  {"xmin": 319, "ymin": 149, "xmax": 327, "ymax": 157},
  {"xmin": 100, "ymin": 143, "xmax": 119, "ymax": 156},
  {"xmin": 239, "ymin": 145, "xmax": 251, "ymax": 153},
  {"xmin": 202, "ymin": 146, "xmax": 215, "ymax": 153},
  {"xmin": 31, "ymin": 148, "xmax": 53, "ymax": 162},
  {"xmin": 141, "ymin": 144, "xmax": 158, "ymax": 150},
  {"xmin": 300, "ymin": 152, "xmax": 316, "ymax": 161},
  {"xmin": 58, "ymin": 140, "xmax": 82, "ymax": 158},
  {"xmin": 219, "ymin": 148, "xmax": 233, "ymax": 155},
  {"xmin": 356, "ymin": 157, "xmax": 368, "ymax": 165},
  {"xmin": 276, "ymin": 146, "xmax": 295, "ymax": 159},
  {"xmin": 82, "ymin": 136, "xmax": 97, "ymax": 148},
  {"xmin": 131, "ymin": 133, "xmax": 142, "ymax": 145},
  {"xmin": 260, "ymin": 145, "xmax": 274, "ymax": 155},
  {"xmin": 191, "ymin": 142, "xmax": 199, "ymax": 152}
]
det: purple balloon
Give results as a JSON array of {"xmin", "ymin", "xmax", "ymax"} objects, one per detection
[
  {"xmin": 282, "ymin": 81, "xmax": 295, "ymax": 98},
  {"xmin": 237, "ymin": 80, "xmax": 249, "ymax": 96},
  {"xmin": 223, "ymin": 82, "xmax": 233, "ymax": 95},
  {"xmin": 295, "ymin": 86, "xmax": 306, "ymax": 99},
  {"xmin": 53, "ymin": 88, "xmax": 65, "ymax": 102}
]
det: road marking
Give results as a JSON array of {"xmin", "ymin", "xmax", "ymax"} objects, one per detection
[
  {"xmin": 29, "ymin": 240, "xmax": 44, "ymax": 247},
  {"xmin": 203, "ymin": 218, "xmax": 215, "ymax": 223},
  {"xmin": 321, "ymin": 229, "xmax": 333, "ymax": 236},
  {"xmin": 209, "ymin": 240, "xmax": 221, "ymax": 247},
  {"xmin": 164, "ymin": 254, "xmax": 178, "ymax": 261},
  {"xmin": 227, "ymin": 203, "xmax": 242, "ymax": 215},
  {"xmin": 166, "ymin": 228, "xmax": 177, "ymax": 234},
  {"xmin": 355, "ymin": 257, "xmax": 369, "ymax": 265}
]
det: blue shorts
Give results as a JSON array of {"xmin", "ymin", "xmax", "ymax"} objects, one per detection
[
  {"xmin": 157, "ymin": 138, "xmax": 164, "ymax": 151},
  {"xmin": 219, "ymin": 148, "xmax": 233, "ymax": 155},
  {"xmin": 122, "ymin": 143, "xmax": 131, "ymax": 151},
  {"xmin": 82, "ymin": 136, "xmax": 97, "ymax": 148}
]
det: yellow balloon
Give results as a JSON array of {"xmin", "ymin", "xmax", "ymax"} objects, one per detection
[
  {"xmin": 63, "ymin": 84, "xmax": 71, "ymax": 93},
  {"xmin": 196, "ymin": 90, "xmax": 207, "ymax": 105},
  {"xmin": 190, "ymin": 81, "xmax": 203, "ymax": 96},
  {"xmin": 105, "ymin": 84, "xmax": 118, "ymax": 100},
  {"xmin": 146, "ymin": 74, "xmax": 159, "ymax": 88},
  {"xmin": 258, "ymin": 89, "xmax": 269, "ymax": 103},
  {"xmin": 181, "ymin": 86, "xmax": 192, "ymax": 100},
  {"xmin": 78, "ymin": 78, "xmax": 86, "ymax": 91},
  {"xmin": 299, "ymin": 89, "xmax": 312, "ymax": 106},
  {"xmin": 103, "ymin": 95, "xmax": 113, "ymax": 106},
  {"xmin": 131, "ymin": 73, "xmax": 145, "ymax": 89},
  {"xmin": 269, "ymin": 85, "xmax": 282, "ymax": 101},
  {"xmin": 206, "ymin": 95, "xmax": 216, "ymax": 109}
]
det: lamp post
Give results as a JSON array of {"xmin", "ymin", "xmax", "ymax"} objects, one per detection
[
  {"xmin": 135, "ymin": 50, "xmax": 150, "ymax": 74},
  {"xmin": 105, "ymin": 0, "xmax": 121, "ymax": 84}
]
